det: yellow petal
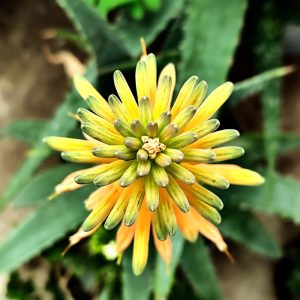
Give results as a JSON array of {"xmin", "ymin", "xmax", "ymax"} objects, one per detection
[
  {"xmin": 113, "ymin": 70, "xmax": 140, "ymax": 120},
  {"xmin": 136, "ymin": 60, "xmax": 148, "ymax": 101},
  {"xmin": 144, "ymin": 53, "xmax": 157, "ymax": 105},
  {"xmin": 186, "ymin": 82, "xmax": 233, "ymax": 130},
  {"xmin": 73, "ymin": 75, "xmax": 114, "ymax": 121},
  {"xmin": 61, "ymin": 151, "xmax": 115, "ymax": 164},
  {"xmin": 43, "ymin": 136, "xmax": 98, "ymax": 152},
  {"xmin": 158, "ymin": 63, "xmax": 176, "ymax": 100},
  {"xmin": 171, "ymin": 76, "xmax": 199, "ymax": 117},
  {"xmin": 132, "ymin": 201, "xmax": 152, "ymax": 275},
  {"xmin": 196, "ymin": 164, "xmax": 265, "ymax": 186}
]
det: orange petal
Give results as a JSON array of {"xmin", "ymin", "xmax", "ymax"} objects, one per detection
[{"xmin": 116, "ymin": 223, "xmax": 136, "ymax": 254}]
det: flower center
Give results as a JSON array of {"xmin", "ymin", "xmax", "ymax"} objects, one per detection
[{"xmin": 141, "ymin": 136, "xmax": 166, "ymax": 159}]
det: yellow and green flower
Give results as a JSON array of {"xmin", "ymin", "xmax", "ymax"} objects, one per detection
[{"xmin": 44, "ymin": 45, "xmax": 264, "ymax": 275}]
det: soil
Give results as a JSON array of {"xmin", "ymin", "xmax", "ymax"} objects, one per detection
[{"xmin": 0, "ymin": 1, "xmax": 300, "ymax": 299}]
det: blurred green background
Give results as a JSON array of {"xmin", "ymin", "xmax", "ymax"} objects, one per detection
[{"xmin": 1, "ymin": 0, "xmax": 300, "ymax": 299}]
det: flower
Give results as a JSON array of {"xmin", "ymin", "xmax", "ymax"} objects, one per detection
[{"xmin": 44, "ymin": 44, "xmax": 264, "ymax": 275}]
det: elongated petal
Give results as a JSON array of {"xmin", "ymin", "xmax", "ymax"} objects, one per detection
[
  {"xmin": 139, "ymin": 96, "xmax": 153, "ymax": 127},
  {"xmin": 81, "ymin": 123, "xmax": 124, "ymax": 145},
  {"xmin": 155, "ymin": 153, "xmax": 172, "ymax": 167},
  {"xmin": 114, "ymin": 70, "xmax": 139, "ymax": 120},
  {"xmin": 178, "ymin": 181, "xmax": 223, "ymax": 210},
  {"xmin": 43, "ymin": 136, "xmax": 99, "ymax": 152},
  {"xmin": 132, "ymin": 201, "xmax": 152, "ymax": 275},
  {"xmin": 93, "ymin": 161, "xmax": 132, "ymax": 186},
  {"xmin": 153, "ymin": 75, "xmax": 173, "ymax": 119},
  {"xmin": 191, "ymin": 119, "xmax": 220, "ymax": 138},
  {"xmin": 190, "ymin": 129, "xmax": 239, "ymax": 149},
  {"xmin": 164, "ymin": 148, "xmax": 184, "ymax": 163},
  {"xmin": 196, "ymin": 164, "xmax": 265, "ymax": 186},
  {"xmin": 166, "ymin": 163, "xmax": 195, "ymax": 185},
  {"xmin": 77, "ymin": 108, "xmax": 118, "ymax": 134},
  {"xmin": 105, "ymin": 186, "xmax": 132, "ymax": 230},
  {"xmin": 189, "ymin": 207, "xmax": 228, "ymax": 253},
  {"xmin": 114, "ymin": 119, "xmax": 135, "ymax": 137},
  {"xmin": 171, "ymin": 76, "xmax": 199, "ymax": 117},
  {"xmin": 182, "ymin": 149, "xmax": 216, "ymax": 163},
  {"xmin": 73, "ymin": 75, "xmax": 114, "ymax": 121},
  {"xmin": 114, "ymin": 148, "xmax": 136, "ymax": 160},
  {"xmin": 159, "ymin": 123, "xmax": 179, "ymax": 143},
  {"xmin": 116, "ymin": 223, "xmax": 136, "ymax": 253},
  {"xmin": 82, "ymin": 187, "xmax": 122, "ymax": 231},
  {"xmin": 92, "ymin": 145, "xmax": 127, "ymax": 158},
  {"xmin": 144, "ymin": 53, "xmax": 157, "ymax": 104},
  {"xmin": 158, "ymin": 63, "xmax": 176, "ymax": 99},
  {"xmin": 182, "ymin": 163, "xmax": 230, "ymax": 189},
  {"xmin": 136, "ymin": 60, "xmax": 148, "ymax": 101},
  {"xmin": 165, "ymin": 175, "xmax": 189, "ymax": 212},
  {"xmin": 212, "ymin": 146, "xmax": 245, "ymax": 162},
  {"xmin": 189, "ymin": 80, "xmax": 208, "ymax": 108},
  {"xmin": 151, "ymin": 163, "xmax": 169, "ymax": 187},
  {"xmin": 108, "ymin": 94, "xmax": 131, "ymax": 123},
  {"xmin": 145, "ymin": 173, "xmax": 159, "ymax": 211},
  {"xmin": 173, "ymin": 204, "xmax": 198, "ymax": 242},
  {"xmin": 152, "ymin": 225, "xmax": 172, "ymax": 267},
  {"xmin": 172, "ymin": 105, "xmax": 196, "ymax": 132},
  {"xmin": 166, "ymin": 132, "xmax": 198, "ymax": 149},
  {"xmin": 120, "ymin": 161, "xmax": 138, "ymax": 187},
  {"xmin": 186, "ymin": 82, "xmax": 234, "ymax": 130},
  {"xmin": 61, "ymin": 151, "xmax": 115, "ymax": 164},
  {"xmin": 124, "ymin": 180, "xmax": 145, "ymax": 226},
  {"xmin": 157, "ymin": 111, "xmax": 172, "ymax": 133}
]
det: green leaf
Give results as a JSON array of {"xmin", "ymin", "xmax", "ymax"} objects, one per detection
[
  {"xmin": 121, "ymin": 252, "xmax": 153, "ymax": 300},
  {"xmin": 180, "ymin": 0, "xmax": 247, "ymax": 88},
  {"xmin": 224, "ymin": 172, "xmax": 300, "ymax": 224},
  {"xmin": 220, "ymin": 206, "xmax": 282, "ymax": 258},
  {"xmin": 13, "ymin": 164, "xmax": 80, "ymax": 207},
  {"xmin": 0, "ymin": 61, "xmax": 97, "ymax": 210},
  {"xmin": 153, "ymin": 233, "xmax": 185, "ymax": 300},
  {"xmin": 181, "ymin": 239, "xmax": 223, "ymax": 300},
  {"xmin": 0, "ymin": 120, "xmax": 48, "ymax": 145},
  {"xmin": 56, "ymin": 0, "xmax": 128, "ymax": 64},
  {"xmin": 97, "ymin": 0, "xmax": 136, "ymax": 18},
  {"xmin": 231, "ymin": 65, "xmax": 294, "ymax": 107},
  {"xmin": 0, "ymin": 187, "xmax": 92, "ymax": 273},
  {"xmin": 114, "ymin": 0, "xmax": 184, "ymax": 57}
]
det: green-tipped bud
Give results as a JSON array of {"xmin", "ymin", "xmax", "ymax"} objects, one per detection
[
  {"xmin": 165, "ymin": 175, "xmax": 189, "ymax": 213},
  {"xmin": 81, "ymin": 123, "xmax": 124, "ymax": 145},
  {"xmin": 151, "ymin": 164, "xmax": 169, "ymax": 187},
  {"xmin": 163, "ymin": 148, "xmax": 184, "ymax": 162},
  {"xmin": 194, "ymin": 170, "xmax": 230, "ymax": 189},
  {"xmin": 86, "ymin": 95, "xmax": 107, "ymax": 119},
  {"xmin": 154, "ymin": 192, "xmax": 177, "ymax": 240},
  {"xmin": 92, "ymin": 145, "xmax": 126, "ymax": 158},
  {"xmin": 123, "ymin": 182, "xmax": 144, "ymax": 226},
  {"xmin": 190, "ymin": 80, "xmax": 208, "ymax": 108},
  {"xmin": 167, "ymin": 132, "xmax": 198, "ymax": 148},
  {"xmin": 188, "ymin": 197, "xmax": 221, "ymax": 224},
  {"xmin": 114, "ymin": 148, "xmax": 136, "ymax": 160},
  {"xmin": 193, "ymin": 119, "xmax": 220, "ymax": 139},
  {"xmin": 182, "ymin": 149, "xmax": 216, "ymax": 162},
  {"xmin": 139, "ymin": 96, "xmax": 153, "ymax": 126},
  {"xmin": 159, "ymin": 123, "xmax": 178, "ymax": 143},
  {"xmin": 172, "ymin": 105, "xmax": 196, "ymax": 131},
  {"xmin": 93, "ymin": 161, "xmax": 131, "ymax": 187},
  {"xmin": 178, "ymin": 182, "xmax": 223, "ymax": 210},
  {"xmin": 197, "ymin": 129, "xmax": 240, "ymax": 148},
  {"xmin": 104, "ymin": 190, "xmax": 129, "ymax": 230},
  {"xmin": 147, "ymin": 121, "xmax": 158, "ymax": 138},
  {"xmin": 166, "ymin": 163, "xmax": 195, "ymax": 185},
  {"xmin": 125, "ymin": 137, "xmax": 142, "ymax": 150},
  {"xmin": 213, "ymin": 146, "xmax": 245, "ymax": 162},
  {"xmin": 137, "ymin": 149, "xmax": 149, "ymax": 161},
  {"xmin": 75, "ymin": 166, "xmax": 105, "ymax": 184},
  {"xmin": 145, "ymin": 174, "xmax": 159, "ymax": 211},
  {"xmin": 119, "ymin": 161, "xmax": 138, "ymax": 187},
  {"xmin": 108, "ymin": 94, "xmax": 129, "ymax": 122},
  {"xmin": 157, "ymin": 111, "xmax": 172, "ymax": 133},
  {"xmin": 114, "ymin": 119, "xmax": 134, "ymax": 137},
  {"xmin": 137, "ymin": 160, "xmax": 151, "ymax": 176},
  {"xmin": 131, "ymin": 120, "xmax": 147, "ymax": 137},
  {"xmin": 154, "ymin": 152, "xmax": 172, "ymax": 167}
]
